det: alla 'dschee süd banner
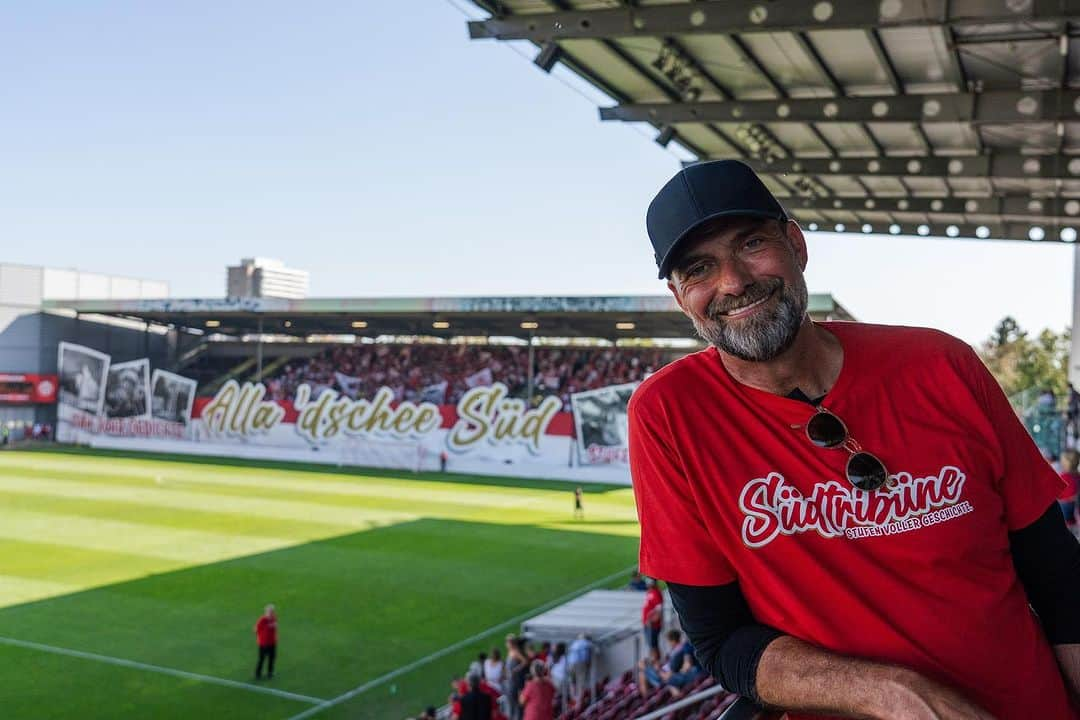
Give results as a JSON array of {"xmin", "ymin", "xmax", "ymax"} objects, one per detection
[{"xmin": 55, "ymin": 342, "xmax": 638, "ymax": 480}]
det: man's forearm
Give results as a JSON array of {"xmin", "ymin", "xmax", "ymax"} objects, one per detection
[
  {"xmin": 1054, "ymin": 644, "xmax": 1080, "ymax": 704},
  {"xmin": 755, "ymin": 636, "xmax": 993, "ymax": 720}
]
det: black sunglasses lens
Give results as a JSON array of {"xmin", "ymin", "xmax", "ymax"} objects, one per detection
[
  {"xmin": 847, "ymin": 452, "xmax": 888, "ymax": 491},
  {"xmin": 806, "ymin": 412, "xmax": 846, "ymax": 448}
]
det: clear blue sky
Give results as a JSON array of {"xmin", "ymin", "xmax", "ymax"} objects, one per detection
[{"xmin": 0, "ymin": 1, "xmax": 1072, "ymax": 347}]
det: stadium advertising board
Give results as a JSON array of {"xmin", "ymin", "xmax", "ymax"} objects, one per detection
[
  {"xmin": 0, "ymin": 373, "xmax": 58, "ymax": 404},
  {"xmin": 55, "ymin": 343, "xmax": 632, "ymax": 483}
]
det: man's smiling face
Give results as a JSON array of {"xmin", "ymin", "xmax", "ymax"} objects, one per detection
[{"xmin": 667, "ymin": 217, "xmax": 810, "ymax": 362}]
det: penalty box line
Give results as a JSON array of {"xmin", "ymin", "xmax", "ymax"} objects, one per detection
[
  {"xmin": 0, "ymin": 635, "xmax": 326, "ymax": 706},
  {"xmin": 285, "ymin": 563, "xmax": 638, "ymax": 720}
]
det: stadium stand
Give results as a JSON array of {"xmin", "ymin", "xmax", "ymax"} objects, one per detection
[{"xmin": 261, "ymin": 343, "xmax": 675, "ymax": 409}]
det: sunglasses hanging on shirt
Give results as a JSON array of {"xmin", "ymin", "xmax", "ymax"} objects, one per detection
[{"xmin": 805, "ymin": 407, "xmax": 889, "ymax": 492}]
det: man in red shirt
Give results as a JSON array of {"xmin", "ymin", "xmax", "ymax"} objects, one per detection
[
  {"xmin": 254, "ymin": 604, "xmax": 277, "ymax": 680},
  {"xmin": 630, "ymin": 160, "xmax": 1080, "ymax": 719},
  {"xmin": 641, "ymin": 578, "xmax": 663, "ymax": 653}
]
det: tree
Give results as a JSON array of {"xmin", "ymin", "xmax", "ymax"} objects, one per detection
[{"xmin": 979, "ymin": 317, "xmax": 1071, "ymax": 404}]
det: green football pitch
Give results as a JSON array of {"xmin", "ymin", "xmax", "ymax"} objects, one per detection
[{"xmin": 0, "ymin": 447, "xmax": 641, "ymax": 720}]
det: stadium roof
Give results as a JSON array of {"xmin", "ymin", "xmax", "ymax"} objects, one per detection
[
  {"xmin": 466, "ymin": 0, "xmax": 1080, "ymax": 245},
  {"xmin": 42, "ymin": 293, "xmax": 854, "ymax": 340}
]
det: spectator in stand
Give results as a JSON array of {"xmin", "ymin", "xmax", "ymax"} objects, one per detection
[
  {"xmin": 483, "ymin": 646, "xmax": 504, "ymax": 692},
  {"xmin": 452, "ymin": 672, "xmax": 493, "ymax": 720},
  {"xmin": 1060, "ymin": 450, "xmax": 1080, "ymax": 529},
  {"xmin": 505, "ymin": 635, "xmax": 530, "ymax": 720},
  {"xmin": 664, "ymin": 651, "xmax": 705, "ymax": 698},
  {"xmin": 626, "ymin": 569, "xmax": 648, "ymax": 591},
  {"xmin": 253, "ymin": 604, "xmax": 277, "ymax": 680},
  {"xmin": 547, "ymin": 642, "xmax": 568, "ymax": 696},
  {"xmin": 264, "ymin": 342, "xmax": 673, "ymax": 406},
  {"xmin": 641, "ymin": 579, "xmax": 664, "ymax": 653},
  {"xmin": 566, "ymin": 633, "xmax": 593, "ymax": 705},
  {"xmin": 520, "ymin": 660, "xmax": 556, "ymax": 720},
  {"xmin": 637, "ymin": 646, "xmax": 664, "ymax": 698},
  {"xmin": 662, "ymin": 629, "xmax": 692, "ymax": 672}
]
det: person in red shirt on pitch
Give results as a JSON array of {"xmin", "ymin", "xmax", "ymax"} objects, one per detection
[
  {"xmin": 254, "ymin": 604, "xmax": 277, "ymax": 680},
  {"xmin": 631, "ymin": 160, "xmax": 1080, "ymax": 720},
  {"xmin": 641, "ymin": 578, "xmax": 663, "ymax": 653}
]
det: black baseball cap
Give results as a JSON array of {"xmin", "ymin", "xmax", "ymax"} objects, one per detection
[{"xmin": 646, "ymin": 160, "xmax": 788, "ymax": 279}]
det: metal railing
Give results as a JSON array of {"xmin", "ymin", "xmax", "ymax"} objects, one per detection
[{"xmin": 634, "ymin": 690, "xmax": 771, "ymax": 720}]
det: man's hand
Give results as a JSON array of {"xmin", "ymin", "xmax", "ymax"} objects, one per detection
[{"xmin": 755, "ymin": 636, "xmax": 995, "ymax": 720}]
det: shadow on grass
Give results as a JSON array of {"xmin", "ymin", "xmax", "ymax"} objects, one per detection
[
  {"xmin": 13, "ymin": 445, "xmax": 630, "ymax": 495},
  {"xmin": 0, "ymin": 517, "xmax": 639, "ymax": 719}
]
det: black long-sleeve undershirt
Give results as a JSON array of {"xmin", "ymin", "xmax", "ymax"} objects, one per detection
[{"xmin": 668, "ymin": 502, "xmax": 1080, "ymax": 702}]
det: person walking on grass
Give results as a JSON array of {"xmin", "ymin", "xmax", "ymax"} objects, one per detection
[
  {"xmin": 254, "ymin": 603, "xmax": 277, "ymax": 680},
  {"xmin": 573, "ymin": 486, "xmax": 584, "ymax": 520}
]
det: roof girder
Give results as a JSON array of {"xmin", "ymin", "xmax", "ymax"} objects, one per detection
[
  {"xmin": 468, "ymin": 0, "xmax": 1080, "ymax": 43},
  {"xmin": 784, "ymin": 194, "xmax": 1080, "ymax": 219},
  {"xmin": 599, "ymin": 90, "xmax": 1080, "ymax": 125},
  {"xmin": 737, "ymin": 153, "xmax": 1080, "ymax": 180}
]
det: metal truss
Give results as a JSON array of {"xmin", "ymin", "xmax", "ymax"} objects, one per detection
[
  {"xmin": 735, "ymin": 153, "xmax": 1080, "ymax": 181},
  {"xmin": 599, "ymin": 90, "xmax": 1080, "ymax": 125},
  {"xmin": 795, "ymin": 218, "xmax": 1078, "ymax": 244},
  {"xmin": 783, "ymin": 194, "xmax": 1080, "ymax": 220},
  {"xmin": 468, "ymin": 0, "xmax": 1080, "ymax": 43}
]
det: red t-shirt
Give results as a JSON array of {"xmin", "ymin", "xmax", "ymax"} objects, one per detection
[
  {"xmin": 255, "ymin": 615, "xmax": 277, "ymax": 647},
  {"xmin": 521, "ymin": 678, "xmax": 555, "ymax": 720},
  {"xmin": 642, "ymin": 587, "xmax": 663, "ymax": 628},
  {"xmin": 629, "ymin": 323, "xmax": 1074, "ymax": 720}
]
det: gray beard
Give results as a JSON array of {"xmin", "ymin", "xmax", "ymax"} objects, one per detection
[{"xmin": 691, "ymin": 277, "xmax": 809, "ymax": 361}]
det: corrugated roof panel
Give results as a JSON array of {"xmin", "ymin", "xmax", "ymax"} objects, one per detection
[
  {"xmin": 878, "ymin": 26, "xmax": 960, "ymax": 92},
  {"xmin": 559, "ymin": 39, "xmax": 673, "ymax": 102},
  {"xmin": 808, "ymin": 29, "xmax": 896, "ymax": 95},
  {"xmin": 766, "ymin": 122, "xmax": 835, "ymax": 154},
  {"xmin": 901, "ymin": 176, "xmax": 951, "ymax": 196},
  {"xmin": 738, "ymin": 32, "xmax": 833, "ymax": 96},
  {"xmin": 678, "ymin": 34, "xmax": 779, "ymax": 99},
  {"xmin": 959, "ymin": 38, "xmax": 1059, "ymax": 90},
  {"xmin": 922, "ymin": 123, "xmax": 980, "ymax": 152},
  {"xmin": 862, "ymin": 123, "xmax": 928, "ymax": 154},
  {"xmin": 814, "ymin": 123, "xmax": 879, "ymax": 155}
]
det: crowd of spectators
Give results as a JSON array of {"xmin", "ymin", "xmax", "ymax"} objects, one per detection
[
  {"xmin": 441, "ymin": 635, "xmax": 567, "ymax": 720},
  {"xmin": 264, "ymin": 344, "xmax": 673, "ymax": 410},
  {"xmin": 415, "ymin": 572, "xmax": 712, "ymax": 720}
]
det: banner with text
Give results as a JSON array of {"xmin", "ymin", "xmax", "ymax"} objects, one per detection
[{"xmin": 54, "ymin": 343, "xmax": 631, "ymax": 484}]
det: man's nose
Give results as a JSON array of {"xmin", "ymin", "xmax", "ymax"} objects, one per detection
[{"xmin": 713, "ymin": 257, "xmax": 756, "ymax": 297}]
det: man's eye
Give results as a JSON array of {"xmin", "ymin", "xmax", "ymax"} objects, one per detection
[
  {"xmin": 684, "ymin": 263, "xmax": 708, "ymax": 278},
  {"xmin": 744, "ymin": 237, "xmax": 764, "ymax": 250}
]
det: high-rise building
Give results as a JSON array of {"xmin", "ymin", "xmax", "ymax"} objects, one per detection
[{"xmin": 226, "ymin": 258, "xmax": 308, "ymax": 299}]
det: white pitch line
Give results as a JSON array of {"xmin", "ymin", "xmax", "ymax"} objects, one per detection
[
  {"xmin": 285, "ymin": 563, "xmax": 638, "ymax": 720},
  {"xmin": 0, "ymin": 635, "xmax": 326, "ymax": 705}
]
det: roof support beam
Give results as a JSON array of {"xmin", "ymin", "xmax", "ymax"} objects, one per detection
[
  {"xmin": 599, "ymin": 90, "xmax": 1080, "ymax": 124},
  {"xmin": 468, "ymin": 0, "xmax": 1080, "ymax": 42},
  {"xmin": 735, "ymin": 153, "xmax": 1080, "ymax": 181},
  {"xmin": 783, "ymin": 194, "xmax": 1080, "ymax": 219},
  {"xmin": 799, "ymin": 218, "xmax": 1078, "ymax": 245}
]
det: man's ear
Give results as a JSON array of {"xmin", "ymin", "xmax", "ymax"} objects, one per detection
[{"xmin": 667, "ymin": 278, "xmax": 691, "ymax": 317}]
